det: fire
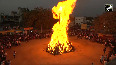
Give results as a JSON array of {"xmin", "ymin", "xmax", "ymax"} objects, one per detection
[{"xmin": 47, "ymin": 0, "xmax": 77, "ymax": 55}]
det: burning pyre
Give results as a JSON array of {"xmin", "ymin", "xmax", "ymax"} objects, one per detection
[{"xmin": 46, "ymin": 0, "xmax": 77, "ymax": 55}]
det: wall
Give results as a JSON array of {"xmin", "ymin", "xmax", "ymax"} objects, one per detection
[{"xmin": 75, "ymin": 17, "xmax": 86, "ymax": 25}]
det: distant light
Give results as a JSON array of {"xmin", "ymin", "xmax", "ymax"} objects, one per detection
[
  {"xmin": 31, "ymin": 31, "xmax": 32, "ymax": 32},
  {"xmin": 104, "ymin": 26, "xmax": 105, "ymax": 27}
]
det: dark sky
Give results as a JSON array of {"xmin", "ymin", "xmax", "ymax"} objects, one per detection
[{"xmin": 0, "ymin": 0, "xmax": 116, "ymax": 17}]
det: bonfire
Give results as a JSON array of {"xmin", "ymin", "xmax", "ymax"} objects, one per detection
[{"xmin": 46, "ymin": 0, "xmax": 77, "ymax": 55}]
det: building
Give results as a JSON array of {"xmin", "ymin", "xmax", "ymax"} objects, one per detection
[
  {"xmin": 75, "ymin": 17, "xmax": 86, "ymax": 25},
  {"xmin": 0, "ymin": 11, "xmax": 21, "ymax": 23},
  {"xmin": 0, "ymin": 13, "xmax": 20, "ymax": 28},
  {"xmin": 18, "ymin": 7, "xmax": 29, "ymax": 23},
  {"xmin": 11, "ymin": 11, "xmax": 18, "ymax": 16},
  {"xmin": 74, "ymin": 17, "xmax": 95, "ymax": 29},
  {"xmin": 0, "ymin": 14, "xmax": 1, "ymax": 23},
  {"xmin": 86, "ymin": 17, "xmax": 94, "ymax": 23},
  {"xmin": 86, "ymin": 17, "xmax": 94, "ymax": 26},
  {"xmin": 75, "ymin": 17, "xmax": 95, "ymax": 25},
  {"xmin": 85, "ymin": 17, "xmax": 95, "ymax": 29},
  {"xmin": 0, "ymin": 13, "xmax": 4, "ymax": 22},
  {"xmin": 1, "ymin": 15, "xmax": 20, "ymax": 22},
  {"xmin": 18, "ymin": 7, "xmax": 29, "ymax": 15}
]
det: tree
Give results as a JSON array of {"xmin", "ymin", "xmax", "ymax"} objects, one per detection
[
  {"xmin": 93, "ymin": 11, "xmax": 116, "ymax": 34},
  {"xmin": 22, "ymin": 7, "xmax": 57, "ymax": 30}
]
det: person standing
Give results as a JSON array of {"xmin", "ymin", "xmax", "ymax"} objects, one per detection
[
  {"xmin": 8, "ymin": 60, "xmax": 11, "ymax": 65},
  {"xmin": 103, "ymin": 47, "xmax": 106, "ymax": 54},
  {"xmin": 100, "ymin": 55, "xmax": 104, "ymax": 63},
  {"xmin": 92, "ymin": 62, "xmax": 94, "ymax": 65},
  {"xmin": 104, "ymin": 60, "xmax": 107, "ymax": 65},
  {"xmin": 13, "ymin": 51, "xmax": 16, "ymax": 58},
  {"xmin": 8, "ymin": 42, "xmax": 11, "ymax": 48}
]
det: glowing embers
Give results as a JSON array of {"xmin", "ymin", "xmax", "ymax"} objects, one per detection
[{"xmin": 46, "ymin": 41, "xmax": 75, "ymax": 55}]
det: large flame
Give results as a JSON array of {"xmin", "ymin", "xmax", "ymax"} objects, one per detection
[{"xmin": 47, "ymin": 0, "xmax": 77, "ymax": 54}]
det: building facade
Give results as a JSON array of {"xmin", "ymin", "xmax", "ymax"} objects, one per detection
[
  {"xmin": 74, "ymin": 17, "xmax": 95, "ymax": 29},
  {"xmin": 1, "ymin": 15, "xmax": 20, "ymax": 22},
  {"xmin": 75, "ymin": 17, "xmax": 86, "ymax": 25},
  {"xmin": 0, "ymin": 14, "xmax": 1, "ymax": 23},
  {"xmin": 18, "ymin": 7, "xmax": 29, "ymax": 23},
  {"xmin": 0, "ymin": 13, "xmax": 4, "ymax": 22}
]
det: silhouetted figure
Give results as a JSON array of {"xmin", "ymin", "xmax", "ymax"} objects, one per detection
[
  {"xmin": 92, "ymin": 62, "xmax": 94, "ymax": 65},
  {"xmin": 100, "ymin": 55, "xmax": 104, "ymax": 63},
  {"xmin": 13, "ymin": 51, "xmax": 16, "ymax": 58},
  {"xmin": 103, "ymin": 47, "xmax": 106, "ymax": 54}
]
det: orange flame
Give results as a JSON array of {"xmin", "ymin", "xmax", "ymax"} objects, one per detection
[{"xmin": 48, "ymin": 0, "xmax": 77, "ymax": 54}]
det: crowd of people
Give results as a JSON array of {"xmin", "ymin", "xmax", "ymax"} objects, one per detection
[
  {"xmin": 0, "ymin": 29, "xmax": 116, "ymax": 65},
  {"xmin": 69, "ymin": 29, "xmax": 116, "ymax": 65},
  {"xmin": 0, "ymin": 30, "xmax": 52, "ymax": 65}
]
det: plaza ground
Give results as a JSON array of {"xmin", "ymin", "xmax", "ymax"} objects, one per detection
[{"xmin": 6, "ymin": 36, "xmax": 110, "ymax": 65}]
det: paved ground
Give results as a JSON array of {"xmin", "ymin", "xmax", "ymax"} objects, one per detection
[{"xmin": 6, "ymin": 36, "xmax": 110, "ymax": 65}]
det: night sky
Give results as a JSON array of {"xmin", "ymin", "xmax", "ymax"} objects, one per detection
[{"xmin": 0, "ymin": 0, "xmax": 116, "ymax": 17}]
